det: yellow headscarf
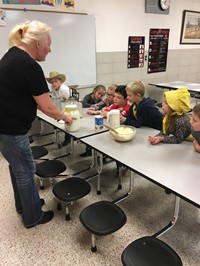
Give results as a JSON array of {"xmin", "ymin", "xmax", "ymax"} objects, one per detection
[
  {"xmin": 162, "ymin": 88, "xmax": 192, "ymax": 138},
  {"xmin": 164, "ymin": 88, "xmax": 191, "ymax": 115}
]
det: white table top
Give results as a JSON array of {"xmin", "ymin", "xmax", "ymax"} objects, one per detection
[
  {"xmin": 81, "ymin": 127, "xmax": 200, "ymax": 208},
  {"xmin": 149, "ymin": 81, "xmax": 200, "ymax": 93},
  {"xmin": 37, "ymin": 109, "xmax": 108, "ymax": 139}
]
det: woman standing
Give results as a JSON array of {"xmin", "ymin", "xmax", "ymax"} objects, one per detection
[{"xmin": 0, "ymin": 21, "xmax": 73, "ymax": 228}]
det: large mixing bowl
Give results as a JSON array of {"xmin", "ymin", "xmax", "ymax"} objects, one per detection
[{"xmin": 110, "ymin": 125, "xmax": 136, "ymax": 142}]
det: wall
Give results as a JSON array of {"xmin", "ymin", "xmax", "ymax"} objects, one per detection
[
  {"xmin": 75, "ymin": 0, "xmax": 200, "ymax": 102},
  {"xmin": 1, "ymin": 0, "xmax": 200, "ymax": 102}
]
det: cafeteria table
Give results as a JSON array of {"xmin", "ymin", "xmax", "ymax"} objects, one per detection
[
  {"xmin": 36, "ymin": 108, "xmax": 108, "ymax": 177},
  {"xmin": 149, "ymin": 81, "xmax": 200, "ymax": 102},
  {"xmin": 80, "ymin": 127, "xmax": 200, "ymax": 236}
]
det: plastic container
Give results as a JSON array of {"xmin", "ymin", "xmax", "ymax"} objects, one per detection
[
  {"xmin": 95, "ymin": 115, "xmax": 103, "ymax": 130},
  {"xmin": 64, "ymin": 104, "xmax": 80, "ymax": 132},
  {"xmin": 107, "ymin": 109, "xmax": 120, "ymax": 128}
]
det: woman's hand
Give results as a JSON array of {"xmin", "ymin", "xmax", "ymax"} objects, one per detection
[
  {"xmin": 62, "ymin": 115, "xmax": 76, "ymax": 125},
  {"xmin": 148, "ymin": 135, "xmax": 164, "ymax": 145}
]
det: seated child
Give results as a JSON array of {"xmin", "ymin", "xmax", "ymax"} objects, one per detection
[
  {"xmin": 80, "ymin": 85, "xmax": 106, "ymax": 156},
  {"xmin": 101, "ymin": 85, "xmax": 130, "ymax": 122},
  {"xmin": 82, "ymin": 85, "xmax": 106, "ymax": 108},
  {"xmin": 102, "ymin": 85, "xmax": 130, "ymax": 172},
  {"xmin": 190, "ymin": 103, "xmax": 200, "ymax": 153},
  {"xmin": 46, "ymin": 71, "xmax": 71, "ymax": 146},
  {"xmin": 124, "ymin": 80, "xmax": 163, "ymax": 130},
  {"xmin": 148, "ymin": 88, "xmax": 192, "ymax": 145},
  {"xmin": 87, "ymin": 84, "xmax": 117, "ymax": 115},
  {"xmin": 81, "ymin": 85, "xmax": 129, "ymax": 157},
  {"xmin": 46, "ymin": 71, "xmax": 71, "ymax": 102}
]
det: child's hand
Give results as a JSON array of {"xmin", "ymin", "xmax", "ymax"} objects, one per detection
[
  {"xmin": 87, "ymin": 109, "xmax": 97, "ymax": 115},
  {"xmin": 192, "ymin": 140, "xmax": 200, "ymax": 153},
  {"xmin": 120, "ymin": 116, "xmax": 126, "ymax": 123},
  {"xmin": 101, "ymin": 110, "xmax": 107, "ymax": 118},
  {"xmin": 148, "ymin": 136, "xmax": 164, "ymax": 145}
]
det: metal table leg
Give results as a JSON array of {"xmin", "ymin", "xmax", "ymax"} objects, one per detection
[
  {"xmin": 112, "ymin": 171, "xmax": 134, "ymax": 204},
  {"xmin": 153, "ymin": 195, "xmax": 180, "ymax": 237}
]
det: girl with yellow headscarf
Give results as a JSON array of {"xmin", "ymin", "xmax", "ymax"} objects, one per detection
[{"xmin": 148, "ymin": 88, "xmax": 193, "ymax": 145}]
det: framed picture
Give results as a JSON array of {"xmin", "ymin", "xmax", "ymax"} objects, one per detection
[{"xmin": 180, "ymin": 10, "xmax": 200, "ymax": 44}]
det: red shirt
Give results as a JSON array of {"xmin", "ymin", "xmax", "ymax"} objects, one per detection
[{"xmin": 104, "ymin": 103, "xmax": 130, "ymax": 117}]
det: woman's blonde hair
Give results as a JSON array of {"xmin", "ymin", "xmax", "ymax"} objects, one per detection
[{"xmin": 9, "ymin": 20, "xmax": 51, "ymax": 47}]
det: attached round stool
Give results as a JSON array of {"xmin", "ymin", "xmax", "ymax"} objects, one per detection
[
  {"xmin": 52, "ymin": 177, "xmax": 91, "ymax": 220},
  {"xmin": 29, "ymin": 136, "xmax": 34, "ymax": 143},
  {"xmin": 36, "ymin": 160, "xmax": 67, "ymax": 189},
  {"xmin": 121, "ymin": 236, "xmax": 182, "ymax": 266},
  {"xmin": 31, "ymin": 146, "xmax": 48, "ymax": 160},
  {"xmin": 79, "ymin": 200, "xmax": 127, "ymax": 252}
]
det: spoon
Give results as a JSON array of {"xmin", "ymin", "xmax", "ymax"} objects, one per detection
[{"xmin": 103, "ymin": 124, "xmax": 119, "ymax": 134}]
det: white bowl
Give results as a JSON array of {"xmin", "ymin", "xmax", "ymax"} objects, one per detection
[{"xmin": 110, "ymin": 126, "xmax": 136, "ymax": 142}]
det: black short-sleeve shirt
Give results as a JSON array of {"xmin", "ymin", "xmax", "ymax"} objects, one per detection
[{"xmin": 0, "ymin": 47, "xmax": 49, "ymax": 134}]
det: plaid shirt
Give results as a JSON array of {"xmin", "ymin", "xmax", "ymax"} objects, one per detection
[{"xmin": 90, "ymin": 99, "xmax": 110, "ymax": 111}]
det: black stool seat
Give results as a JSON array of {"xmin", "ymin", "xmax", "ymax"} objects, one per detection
[
  {"xmin": 52, "ymin": 177, "xmax": 91, "ymax": 220},
  {"xmin": 36, "ymin": 160, "xmax": 66, "ymax": 178},
  {"xmin": 31, "ymin": 146, "xmax": 48, "ymax": 160},
  {"xmin": 29, "ymin": 136, "xmax": 34, "ymax": 143},
  {"xmin": 121, "ymin": 236, "xmax": 182, "ymax": 266},
  {"xmin": 79, "ymin": 201, "xmax": 127, "ymax": 251},
  {"xmin": 53, "ymin": 177, "xmax": 91, "ymax": 202}
]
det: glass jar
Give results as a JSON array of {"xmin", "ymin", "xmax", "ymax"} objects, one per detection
[
  {"xmin": 64, "ymin": 104, "xmax": 80, "ymax": 132},
  {"xmin": 51, "ymin": 95, "xmax": 62, "ymax": 111},
  {"xmin": 66, "ymin": 96, "xmax": 83, "ymax": 118},
  {"xmin": 76, "ymin": 101, "xmax": 83, "ymax": 118}
]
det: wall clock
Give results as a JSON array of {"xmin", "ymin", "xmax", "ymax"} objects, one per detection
[
  {"xmin": 145, "ymin": 0, "xmax": 170, "ymax": 14},
  {"xmin": 159, "ymin": 0, "xmax": 171, "ymax": 11}
]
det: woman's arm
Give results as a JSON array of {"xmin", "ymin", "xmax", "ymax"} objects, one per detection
[{"xmin": 33, "ymin": 92, "xmax": 73, "ymax": 124}]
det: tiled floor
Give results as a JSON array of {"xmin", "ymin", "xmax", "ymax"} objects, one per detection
[{"xmin": 0, "ymin": 132, "xmax": 199, "ymax": 266}]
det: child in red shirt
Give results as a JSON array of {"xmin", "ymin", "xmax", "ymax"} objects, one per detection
[{"xmin": 102, "ymin": 85, "xmax": 130, "ymax": 122}]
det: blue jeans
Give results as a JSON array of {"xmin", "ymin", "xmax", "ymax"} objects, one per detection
[{"xmin": 0, "ymin": 134, "xmax": 43, "ymax": 227}]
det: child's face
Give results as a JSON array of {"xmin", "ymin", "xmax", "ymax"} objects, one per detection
[
  {"xmin": 126, "ymin": 91, "xmax": 140, "ymax": 104},
  {"xmin": 190, "ymin": 112, "xmax": 200, "ymax": 131},
  {"xmin": 93, "ymin": 89, "xmax": 105, "ymax": 101},
  {"xmin": 106, "ymin": 88, "xmax": 115, "ymax": 104},
  {"xmin": 114, "ymin": 92, "xmax": 127, "ymax": 107},
  {"xmin": 50, "ymin": 78, "xmax": 62, "ymax": 90},
  {"xmin": 162, "ymin": 98, "xmax": 171, "ymax": 114}
]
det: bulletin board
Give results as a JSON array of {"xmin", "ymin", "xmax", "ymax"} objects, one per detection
[{"xmin": 0, "ymin": 8, "xmax": 97, "ymax": 87}]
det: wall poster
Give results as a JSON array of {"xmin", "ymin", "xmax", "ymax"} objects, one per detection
[
  {"xmin": 127, "ymin": 36, "xmax": 145, "ymax": 68},
  {"xmin": 0, "ymin": 9, "xmax": 6, "ymax": 26},
  {"xmin": 148, "ymin": 28, "xmax": 170, "ymax": 74},
  {"xmin": 2, "ymin": 0, "xmax": 40, "ymax": 4},
  {"xmin": 42, "ymin": 0, "xmax": 74, "ymax": 10}
]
